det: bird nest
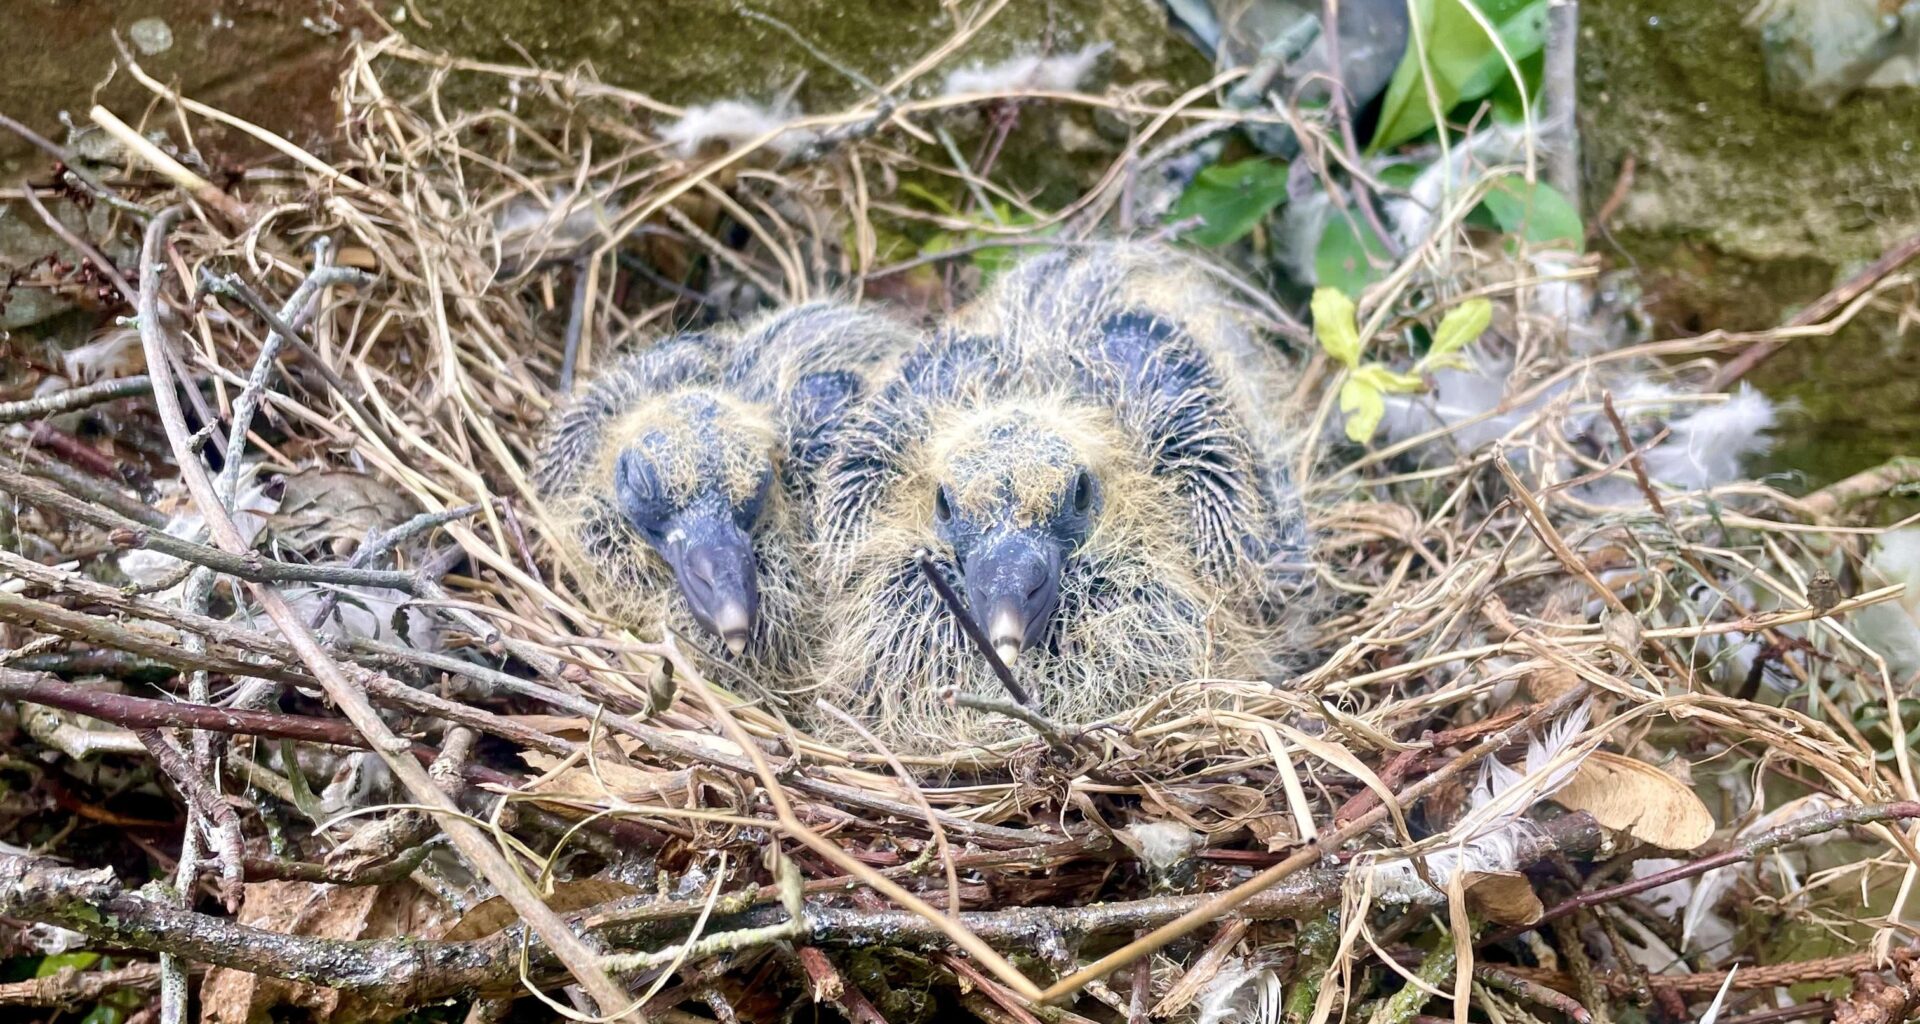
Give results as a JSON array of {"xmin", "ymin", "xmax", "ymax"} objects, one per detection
[{"xmin": 4, "ymin": 20, "xmax": 1920, "ymax": 1024}]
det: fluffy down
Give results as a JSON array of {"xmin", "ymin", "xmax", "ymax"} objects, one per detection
[
  {"xmin": 537, "ymin": 302, "xmax": 915, "ymax": 699},
  {"xmin": 814, "ymin": 242, "xmax": 1316, "ymax": 750}
]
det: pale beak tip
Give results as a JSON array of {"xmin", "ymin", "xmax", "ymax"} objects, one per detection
[
  {"xmin": 987, "ymin": 607, "xmax": 1025, "ymax": 666},
  {"xmin": 711, "ymin": 602, "xmax": 752, "ymax": 657}
]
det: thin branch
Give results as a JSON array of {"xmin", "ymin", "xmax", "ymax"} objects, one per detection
[
  {"xmin": 135, "ymin": 207, "xmax": 638, "ymax": 1019},
  {"xmin": 17, "ymin": 181, "xmax": 136, "ymax": 304},
  {"xmin": 1713, "ymin": 228, "xmax": 1920, "ymax": 388},
  {"xmin": 135, "ymin": 727, "xmax": 244, "ymax": 910},
  {"xmin": 914, "ymin": 549, "xmax": 1029, "ymax": 706},
  {"xmin": 1491, "ymin": 799, "xmax": 1920, "ymax": 944},
  {"xmin": 0, "ymin": 814, "xmax": 1605, "ymax": 1003},
  {"xmin": 197, "ymin": 269, "xmax": 403, "ymax": 458},
  {"xmin": 0, "ymin": 375, "xmax": 155, "ymax": 424},
  {"xmin": 0, "ymin": 462, "xmax": 420, "ymax": 591},
  {"xmin": 9, "ymin": 441, "xmax": 169, "ymax": 528}
]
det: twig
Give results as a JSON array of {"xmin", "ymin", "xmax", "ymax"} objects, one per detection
[
  {"xmin": 197, "ymin": 269, "xmax": 403, "ymax": 458},
  {"xmin": 1601, "ymin": 392, "xmax": 1666, "ymax": 518},
  {"xmin": 951, "ymin": 693, "xmax": 1077, "ymax": 754},
  {"xmin": 0, "ymin": 111, "xmax": 133, "ymax": 210},
  {"xmin": 17, "ymin": 183, "xmax": 136, "ymax": 304},
  {"xmin": 0, "ymin": 816, "xmax": 1604, "ymax": 1002},
  {"xmin": 913, "ymin": 549, "xmax": 1029, "ymax": 706},
  {"xmin": 9, "ymin": 443, "xmax": 167, "ymax": 528},
  {"xmin": 135, "ymin": 206, "xmax": 639, "ymax": 1018},
  {"xmin": 1713, "ymin": 229, "xmax": 1920, "ymax": 388},
  {"xmin": 0, "ymin": 375, "xmax": 155, "ymax": 424},
  {"xmin": 0, "ymin": 668, "xmax": 390, "ymax": 751},
  {"xmin": 1488, "ymin": 799, "xmax": 1920, "ymax": 945},
  {"xmin": 559, "ymin": 253, "xmax": 593, "ymax": 393},
  {"xmin": 1475, "ymin": 962, "xmax": 1591, "ymax": 1023},
  {"xmin": 1802, "ymin": 456, "xmax": 1920, "ymax": 518},
  {"xmin": 1318, "ymin": 0, "xmax": 1399, "ymax": 257},
  {"xmin": 0, "ymin": 462, "xmax": 420, "ymax": 591},
  {"xmin": 1038, "ymin": 684, "xmax": 1593, "ymax": 1000},
  {"xmin": 0, "ymin": 961, "xmax": 165, "ymax": 1009},
  {"xmin": 1542, "ymin": 0, "xmax": 1581, "ymax": 199},
  {"xmin": 135, "ymin": 727, "xmax": 244, "ymax": 909}
]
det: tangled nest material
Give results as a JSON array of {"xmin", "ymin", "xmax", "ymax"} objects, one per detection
[{"xmin": 3, "ymin": 14, "xmax": 1920, "ymax": 1024}]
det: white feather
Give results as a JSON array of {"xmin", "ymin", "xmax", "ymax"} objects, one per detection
[
  {"xmin": 1196, "ymin": 960, "xmax": 1285, "ymax": 1024},
  {"xmin": 62, "ymin": 327, "xmax": 144, "ymax": 381},
  {"xmin": 1696, "ymin": 967, "xmax": 1738, "ymax": 1024},
  {"xmin": 491, "ymin": 186, "xmax": 615, "ymax": 256},
  {"xmin": 1124, "ymin": 820, "xmax": 1201, "ymax": 872},
  {"xmin": 119, "ymin": 468, "xmax": 280, "ymax": 600},
  {"xmin": 1360, "ymin": 703, "xmax": 1591, "ymax": 901},
  {"xmin": 940, "ymin": 43, "xmax": 1111, "ymax": 96},
  {"xmin": 659, "ymin": 100, "xmax": 817, "ymax": 158},
  {"xmin": 1855, "ymin": 527, "xmax": 1920, "ymax": 679},
  {"xmin": 1639, "ymin": 386, "xmax": 1777, "ymax": 492}
]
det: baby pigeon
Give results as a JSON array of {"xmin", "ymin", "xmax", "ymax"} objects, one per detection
[
  {"xmin": 814, "ymin": 243, "xmax": 1315, "ymax": 749},
  {"xmin": 538, "ymin": 302, "xmax": 915, "ymax": 690}
]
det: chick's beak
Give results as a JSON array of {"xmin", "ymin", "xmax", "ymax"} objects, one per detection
[
  {"xmin": 963, "ymin": 528, "xmax": 1063, "ymax": 666},
  {"xmin": 666, "ymin": 515, "xmax": 760, "ymax": 657}
]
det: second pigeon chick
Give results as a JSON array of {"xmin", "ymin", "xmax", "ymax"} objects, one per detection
[{"xmin": 815, "ymin": 243, "xmax": 1316, "ymax": 750}]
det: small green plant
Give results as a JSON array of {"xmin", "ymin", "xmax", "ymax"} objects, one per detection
[
  {"xmin": 1169, "ymin": 157, "xmax": 1291, "ymax": 248},
  {"xmin": 1314, "ymin": 288, "xmax": 1492, "ymax": 443}
]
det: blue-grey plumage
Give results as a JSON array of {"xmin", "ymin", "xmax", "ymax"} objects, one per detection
[
  {"xmin": 537, "ymin": 301, "xmax": 916, "ymax": 692},
  {"xmin": 815, "ymin": 243, "xmax": 1315, "ymax": 749}
]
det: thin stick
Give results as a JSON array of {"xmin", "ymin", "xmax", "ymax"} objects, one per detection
[
  {"xmin": 1713, "ymin": 228, "xmax": 1920, "ymax": 388},
  {"xmin": 0, "ymin": 375, "xmax": 154, "ymax": 424},
  {"xmin": 135, "ymin": 727, "xmax": 244, "ymax": 909},
  {"xmin": 914, "ymin": 549, "xmax": 1030, "ymax": 707},
  {"xmin": 1038, "ymin": 685, "xmax": 1591, "ymax": 1001},
  {"xmin": 0, "ymin": 463, "xmax": 420, "ymax": 591},
  {"xmin": 672, "ymin": 638, "xmax": 1048, "ymax": 1002},
  {"xmin": 87, "ymin": 106, "xmax": 249, "ymax": 226},
  {"xmin": 17, "ymin": 182, "xmax": 136, "ymax": 303},
  {"xmin": 198, "ymin": 269, "xmax": 405, "ymax": 458},
  {"xmin": 133, "ymin": 207, "xmax": 639, "ymax": 1019}
]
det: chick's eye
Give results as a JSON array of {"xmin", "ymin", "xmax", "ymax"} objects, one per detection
[
  {"xmin": 736, "ymin": 468, "xmax": 774, "ymax": 528},
  {"xmin": 933, "ymin": 485, "xmax": 953, "ymax": 525},
  {"xmin": 616, "ymin": 451, "xmax": 672, "ymax": 540},
  {"xmin": 1072, "ymin": 469, "xmax": 1095, "ymax": 514}
]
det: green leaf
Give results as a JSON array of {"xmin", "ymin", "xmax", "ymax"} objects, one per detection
[
  {"xmin": 1314, "ymin": 213, "xmax": 1393, "ymax": 296},
  {"xmin": 36, "ymin": 952, "xmax": 101, "ymax": 978},
  {"xmin": 1429, "ymin": 297, "xmax": 1493, "ymax": 358},
  {"xmin": 1356, "ymin": 362, "xmax": 1427, "ymax": 394},
  {"xmin": 1369, "ymin": 0, "xmax": 1551, "ymax": 152},
  {"xmin": 1340, "ymin": 375, "xmax": 1388, "ymax": 443},
  {"xmin": 1479, "ymin": 175, "xmax": 1584, "ymax": 251},
  {"xmin": 898, "ymin": 181, "xmax": 961, "ymax": 217},
  {"xmin": 1170, "ymin": 158, "xmax": 1291, "ymax": 248},
  {"xmin": 1311, "ymin": 287, "xmax": 1363, "ymax": 368}
]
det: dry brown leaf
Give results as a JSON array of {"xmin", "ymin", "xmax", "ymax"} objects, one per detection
[
  {"xmin": 440, "ymin": 878, "xmax": 641, "ymax": 942},
  {"xmin": 202, "ymin": 878, "xmax": 447, "ymax": 1024},
  {"xmin": 1462, "ymin": 870, "xmax": 1544, "ymax": 925},
  {"xmin": 1551, "ymin": 750, "xmax": 1716, "ymax": 850},
  {"xmin": 517, "ymin": 749, "xmax": 692, "ymax": 808}
]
